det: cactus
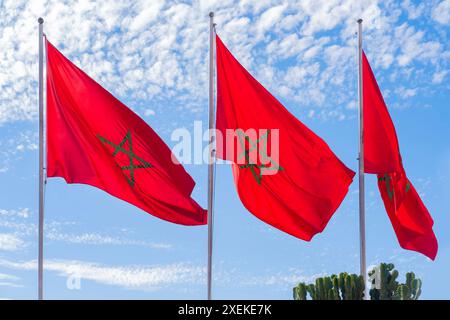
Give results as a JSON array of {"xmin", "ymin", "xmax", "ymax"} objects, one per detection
[
  {"xmin": 293, "ymin": 272, "xmax": 364, "ymax": 300},
  {"xmin": 307, "ymin": 283, "xmax": 317, "ymax": 300},
  {"xmin": 293, "ymin": 283, "xmax": 307, "ymax": 300},
  {"xmin": 393, "ymin": 272, "xmax": 422, "ymax": 300},
  {"xmin": 394, "ymin": 284, "xmax": 410, "ymax": 300},
  {"xmin": 369, "ymin": 263, "xmax": 398, "ymax": 300},
  {"xmin": 350, "ymin": 274, "xmax": 365, "ymax": 300},
  {"xmin": 293, "ymin": 263, "xmax": 422, "ymax": 300},
  {"xmin": 407, "ymin": 272, "xmax": 422, "ymax": 300},
  {"xmin": 380, "ymin": 263, "xmax": 399, "ymax": 299},
  {"xmin": 338, "ymin": 272, "xmax": 347, "ymax": 298},
  {"xmin": 331, "ymin": 275, "xmax": 340, "ymax": 300},
  {"xmin": 369, "ymin": 263, "xmax": 422, "ymax": 300}
]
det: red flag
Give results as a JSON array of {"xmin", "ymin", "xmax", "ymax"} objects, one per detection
[
  {"xmin": 46, "ymin": 39, "xmax": 206, "ymax": 225},
  {"xmin": 363, "ymin": 51, "xmax": 437, "ymax": 259},
  {"xmin": 215, "ymin": 35, "xmax": 355, "ymax": 241}
]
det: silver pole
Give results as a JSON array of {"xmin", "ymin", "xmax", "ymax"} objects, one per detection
[
  {"xmin": 207, "ymin": 11, "xmax": 216, "ymax": 301},
  {"xmin": 38, "ymin": 17, "xmax": 45, "ymax": 301},
  {"xmin": 357, "ymin": 18, "xmax": 367, "ymax": 299}
]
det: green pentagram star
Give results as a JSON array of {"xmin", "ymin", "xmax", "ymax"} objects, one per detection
[
  {"xmin": 236, "ymin": 129, "xmax": 283, "ymax": 185},
  {"xmin": 97, "ymin": 130, "xmax": 152, "ymax": 187},
  {"xmin": 378, "ymin": 174, "xmax": 410, "ymax": 200}
]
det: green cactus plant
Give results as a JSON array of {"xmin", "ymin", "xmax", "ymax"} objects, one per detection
[
  {"xmin": 293, "ymin": 262, "xmax": 422, "ymax": 300},
  {"xmin": 293, "ymin": 283, "xmax": 308, "ymax": 300},
  {"xmin": 331, "ymin": 275, "xmax": 340, "ymax": 300},
  {"xmin": 293, "ymin": 272, "xmax": 364, "ymax": 300},
  {"xmin": 393, "ymin": 272, "xmax": 422, "ymax": 300},
  {"xmin": 369, "ymin": 263, "xmax": 422, "ymax": 300},
  {"xmin": 351, "ymin": 274, "xmax": 365, "ymax": 300},
  {"xmin": 306, "ymin": 283, "xmax": 317, "ymax": 300},
  {"xmin": 369, "ymin": 263, "xmax": 397, "ymax": 300}
]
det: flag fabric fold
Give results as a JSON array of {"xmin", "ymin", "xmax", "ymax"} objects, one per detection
[
  {"xmin": 363, "ymin": 51, "xmax": 437, "ymax": 259},
  {"xmin": 46, "ymin": 39, "xmax": 206, "ymax": 226},
  {"xmin": 215, "ymin": 35, "xmax": 355, "ymax": 241}
]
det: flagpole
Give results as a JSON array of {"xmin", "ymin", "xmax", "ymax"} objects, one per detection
[
  {"xmin": 207, "ymin": 11, "xmax": 216, "ymax": 301},
  {"xmin": 38, "ymin": 17, "xmax": 45, "ymax": 301},
  {"xmin": 357, "ymin": 18, "xmax": 368, "ymax": 299}
]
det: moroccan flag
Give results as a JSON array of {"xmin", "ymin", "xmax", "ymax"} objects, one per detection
[
  {"xmin": 215, "ymin": 35, "xmax": 355, "ymax": 241},
  {"xmin": 363, "ymin": 51, "xmax": 437, "ymax": 259},
  {"xmin": 46, "ymin": 39, "xmax": 206, "ymax": 225}
]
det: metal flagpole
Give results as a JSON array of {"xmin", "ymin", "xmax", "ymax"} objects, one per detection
[
  {"xmin": 38, "ymin": 17, "xmax": 45, "ymax": 301},
  {"xmin": 207, "ymin": 11, "xmax": 216, "ymax": 301},
  {"xmin": 357, "ymin": 18, "xmax": 368, "ymax": 299}
]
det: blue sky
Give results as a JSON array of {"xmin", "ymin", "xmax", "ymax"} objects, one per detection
[{"xmin": 0, "ymin": 0, "xmax": 449, "ymax": 299}]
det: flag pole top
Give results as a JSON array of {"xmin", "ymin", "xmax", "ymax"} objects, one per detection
[
  {"xmin": 357, "ymin": 18, "xmax": 363, "ymax": 24},
  {"xmin": 209, "ymin": 12, "xmax": 214, "ymax": 17},
  {"xmin": 38, "ymin": 17, "xmax": 44, "ymax": 24}
]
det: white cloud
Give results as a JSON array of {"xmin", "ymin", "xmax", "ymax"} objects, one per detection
[
  {"xmin": 0, "ymin": 218, "xmax": 36, "ymax": 237},
  {"xmin": 0, "ymin": 273, "xmax": 19, "ymax": 281},
  {"xmin": 432, "ymin": 70, "xmax": 448, "ymax": 84},
  {"xmin": 402, "ymin": 0, "xmax": 424, "ymax": 20},
  {"xmin": 144, "ymin": 109, "xmax": 156, "ymax": 117},
  {"xmin": 0, "ymin": 283, "xmax": 23, "ymax": 288},
  {"xmin": 45, "ymin": 231, "xmax": 172, "ymax": 249},
  {"xmin": 242, "ymin": 270, "xmax": 324, "ymax": 287},
  {"xmin": 0, "ymin": 273, "xmax": 22, "ymax": 288},
  {"xmin": 0, "ymin": 0, "xmax": 448, "ymax": 126},
  {"xmin": 0, "ymin": 209, "xmax": 172, "ymax": 250},
  {"xmin": 0, "ymin": 233, "xmax": 25, "ymax": 251},
  {"xmin": 396, "ymin": 86, "xmax": 417, "ymax": 99},
  {"xmin": 0, "ymin": 131, "xmax": 38, "ymax": 173},
  {"xmin": 256, "ymin": 4, "xmax": 287, "ymax": 36},
  {"xmin": 432, "ymin": 0, "xmax": 450, "ymax": 25},
  {"xmin": 127, "ymin": 1, "xmax": 165, "ymax": 32},
  {"xmin": 299, "ymin": 0, "xmax": 364, "ymax": 36},
  {"xmin": 283, "ymin": 63, "xmax": 320, "ymax": 86},
  {"xmin": 0, "ymin": 208, "xmax": 31, "ymax": 218},
  {"xmin": 0, "ymin": 257, "xmax": 330, "ymax": 292},
  {"xmin": 0, "ymin": 258, "xmax": 204, "ymax": 289}
]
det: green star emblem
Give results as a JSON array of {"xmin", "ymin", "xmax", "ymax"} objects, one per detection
[
  {"xmin": 378, "ymin": 174, "xmax": 410, "ymax": 200},
  {"xmin": 236, "ymin": 129, "xmax": 283, "ymax": 185},
  {"xmin": 97, "ymin": 130, "xmax": 152, "ymax": 187}
]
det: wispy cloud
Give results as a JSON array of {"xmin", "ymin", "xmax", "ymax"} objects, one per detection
[
  {"xmin": 0, "ymin": 207, "xmax": 172, "ymax": 250},
  {"xmin": 241, "ymin": 270, "xmax": 325, "ymax": 287},
  {"xmin": 432, "ymin": 70, "xmax": 449, "ymax": 84},
  {"xmin": 45, "ymin": 231, "xmax": 172, "ymax": 249},
  {"xmin": 0, "ymin": 273, "xmax": 20, "ymax": 281},
  {"xmin": 0, "ymin": 233, "xmax": 25, "ymax": 251},
  {"xmin": 396, "ymin": 86, "xmax": 417, "ymax": 99},
  {"xmin": 0, "ymin": 257, "xmax": 325, "ymax": 292},
  {"xmin": 0, "ymin": 131, "xmax": 37, "ymax": 173},
  {"xmin": 0, "ymin": 208, "xmax": 31, "ymax": 218},
  {"xmin": 432, "ymin": 0, "xmax": 450, "ymax": 25},
  {"xmin": 0, "ymin": 258, "xmax": 204, "ymax": 289}
]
